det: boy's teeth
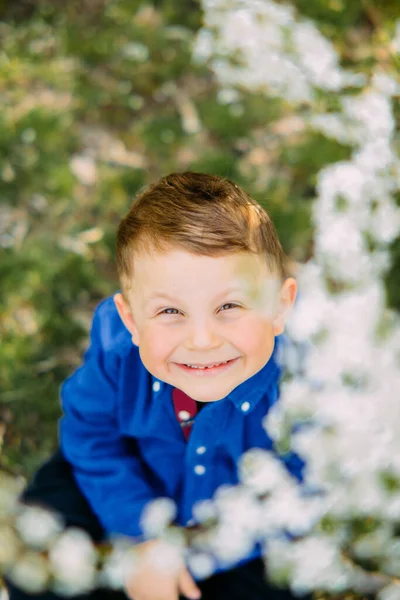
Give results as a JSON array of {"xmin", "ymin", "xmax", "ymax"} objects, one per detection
[{"xmin": 185, "ymin": 361, "xmax": 229, "ymax": 369}]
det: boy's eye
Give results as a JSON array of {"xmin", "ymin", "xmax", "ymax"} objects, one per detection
[
  {"xmin": 219, "ymin": 303, "xmax": 239, "ymax": 311},
  {"xmin": 159, "ymin": 303, "xmax": 239, "ymax": 316},
  {"xmin": 160, "ymin": 308, "xmax": 180, "ymax": 315}
]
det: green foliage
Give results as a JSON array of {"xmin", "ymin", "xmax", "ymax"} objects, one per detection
[{"xmin": 1, "ymin": 0, "xmax": 399, "ymax": 476}]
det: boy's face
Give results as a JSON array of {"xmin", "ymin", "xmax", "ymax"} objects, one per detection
[{"xmin": 115, "ymin": 248, "xmax": 296, "ymax": 402}]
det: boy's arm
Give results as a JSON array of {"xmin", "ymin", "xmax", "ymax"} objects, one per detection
[{"xmin": 59, "ymin": 300, "xmax": 158, "ymax": 539}]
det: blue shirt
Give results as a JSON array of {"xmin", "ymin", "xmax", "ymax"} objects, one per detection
[{"xmin": 59, "ymin": 297, "xmax": 303, "ymax": 567}]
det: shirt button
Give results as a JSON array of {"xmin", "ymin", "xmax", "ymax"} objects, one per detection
[
  {"xmin": 196, "ymin": 446, "xmax": 206, "ymax": 455},
  {"xmin": 194, "ymin": 465, "xmax": 206, "ymax": 475},
  {"xmin": 153, "ymin": 381, "xmax": 161, "ymax": 392},
  {"xmin": 241, "ymin": 401, "xmax": 250, "ymax": 412},
  {"xmin": 178, "ymin": 410, "xmax": 191, "ymax": 421}
]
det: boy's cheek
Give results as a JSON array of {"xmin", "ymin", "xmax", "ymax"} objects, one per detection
[{"xmin": 137, "ymin": 337, "xmax": 170, "ymax": 372}]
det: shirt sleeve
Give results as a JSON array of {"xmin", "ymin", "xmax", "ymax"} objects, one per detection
[{"xmin": 59, "ymin": 301, "xmax": 158, "ymax": 539}]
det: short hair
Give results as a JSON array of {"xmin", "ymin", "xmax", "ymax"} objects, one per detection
[{"xmin": 116, "ymin": 172, "xmax": 287, "ymax": 289}]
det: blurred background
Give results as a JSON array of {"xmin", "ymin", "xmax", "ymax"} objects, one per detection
[{"xmin": 1, "ymin": 0, "xmax": 400, "ymax": 478}]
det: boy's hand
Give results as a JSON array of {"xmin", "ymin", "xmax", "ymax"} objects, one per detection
[{"xmin": 124, "ymin": 539, "xmax": 201, "ymax": 600}]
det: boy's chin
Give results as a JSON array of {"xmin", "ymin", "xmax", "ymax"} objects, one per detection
[
  {"xmin": 176, "ymin": 382, "xmax": 237, "ymax": 403},
  {"xmin": 150, "ymin": 364, "xmax": 241, "ymax": 401}
]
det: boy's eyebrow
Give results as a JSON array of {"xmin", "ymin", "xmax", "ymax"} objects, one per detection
[{"xmin": 147, "ymin": 286, "xmax": 244, "ymax": 303}]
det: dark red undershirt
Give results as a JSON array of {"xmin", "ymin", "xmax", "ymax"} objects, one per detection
[{"xmin": 171, "ymin": 388, "xmax": 206, "ymax": 441}]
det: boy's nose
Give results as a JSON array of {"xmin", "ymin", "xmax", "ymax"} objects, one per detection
[{"xmin": 185, "ymin": 320, "xmax": 222, "ymax": 351}]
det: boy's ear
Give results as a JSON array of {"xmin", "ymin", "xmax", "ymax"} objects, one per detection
[
  {"xmin": 272, "ymin": 277, "xmax": 297, "ymax": 336},
  {"xmin": 114, "ymin": 293, "xmax": 140, "ymax": 346}
]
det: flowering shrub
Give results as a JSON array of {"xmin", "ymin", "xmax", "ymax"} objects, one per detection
[{"xmin": 189, "ymin": 1, "xmax": 400, "ymax": 597}]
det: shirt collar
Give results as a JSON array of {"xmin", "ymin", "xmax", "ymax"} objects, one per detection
[{"xmin": 226, "ymin": 335, "xmax": 282, "ymax": 412}]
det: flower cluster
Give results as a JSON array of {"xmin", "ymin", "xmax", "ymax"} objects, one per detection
[
  {"xmin": 0, "ymin": 474, "xmax": 141, "ymax": 596},
  {"xmin": 194, "ymin": 0, "xmax": 364, "ymax": 103}
]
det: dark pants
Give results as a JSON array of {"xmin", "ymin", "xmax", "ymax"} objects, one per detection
[{"xmin": 5, "ymin": 451, "xmax": 308, "ymax": 600}]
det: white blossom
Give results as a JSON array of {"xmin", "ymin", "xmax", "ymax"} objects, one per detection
[
  {"xmin": 186, "ymin": 552, "xmax": 216, "ymax": 579},
  {"xmin": 121, "ymin": 42, "xmax": 149, "ymax": 62},
  {"xmin": 0, "ymin": 524, "xmax": 21, "ymax": 568},
  {"xmin": 49, "ymin": 528, "xmax": 97, "ymax": 595},
  {"xmin": 214, "ymin": 485, "xmax": 264, "ymax": 535},
  {"xmin": 145, "ymin": 536, "xmax": 185, "ymax": 573},
  {"xmin": 378, "ymin": 582, "xmax": 400, "ymax": 600},
  {"xmin": 372, "ymin": 72, "xmax": 400, "ymax": 97},
  {"xmin": 354, "ymin": 138, "xmax": 394, "ymax": 172},
  {"xmin": 262, "ymin": 485, "xmax": 325, "ymax": 537},
  {"xmin": 216, "ymin": 88, "xmax": 240, "ymax": 104},
  {"xmin": 342, "ymin": 92, "xmax": 395, "ymax": 141},
  {"xmin": 192, "ymin": 498, "xmax": 217, "ymax": 523},
  {"xmin": 289, "ymin": 536, "xmax": 351, "ymax": 594},
  {"xmin": 140, "ymin": 497, "xmax": 176, "ymax": 537},
  {"xmin": 209, "ymin": 523, "xmax": 254, "ymax": 565},
  {"xmin": 8, "ymin": 552, "xmax": 50, "ymax": 594},
  {"xmin": 239, "ymin": 448, "xmax": 295, "ymax": 494},
  {"xmin": 99, "ymin": 538, "xmax": 138, "ymax": 590},
  {"xmin": 291, "ymin": 21, "xmax": 342, "ymax": 91},
  {"xmin": 70, "ymin": 155, "xmax": 98, "ymax": 186},
  {"xmin": 15, "ymin": 505, "xmax": 64, "ymax": 549}
]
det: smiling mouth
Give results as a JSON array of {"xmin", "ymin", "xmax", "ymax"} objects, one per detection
[{"xmin": 175, "ymin": 357, "xmax": 239, "ymax": 372}]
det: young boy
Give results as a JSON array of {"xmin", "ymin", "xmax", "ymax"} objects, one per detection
[{"xmin": 7, "ymin": 172, "xmax": 303, "ymax": 600}]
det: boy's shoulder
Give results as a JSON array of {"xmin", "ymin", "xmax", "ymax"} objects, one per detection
[{"xmin": 92, "ymin": 295, "xmax": 133, "ymax": 357}]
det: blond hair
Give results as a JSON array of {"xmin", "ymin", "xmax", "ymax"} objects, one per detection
[{"xmin": 116, "ymin": 172, "xmax": 287, "ymax": 288}]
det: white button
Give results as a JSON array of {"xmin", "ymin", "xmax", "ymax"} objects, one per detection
[
  {"xmin": 194, "ymin": 465, "xmax": 206, "ymax": 475},
  {"xmin": 196, "ymin": 446, "xmax": 207, "ymax": 455},
  {"xmin": 241, "ymin": 401, "xmax": 250, "ymax": 412},
  {"xmin": 178, "ymin": 410, "xmax": 191, "ymax": 421},
  {"xmin": 153, "ymin": 381, "xmax": 161, "ymax": 392}
]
